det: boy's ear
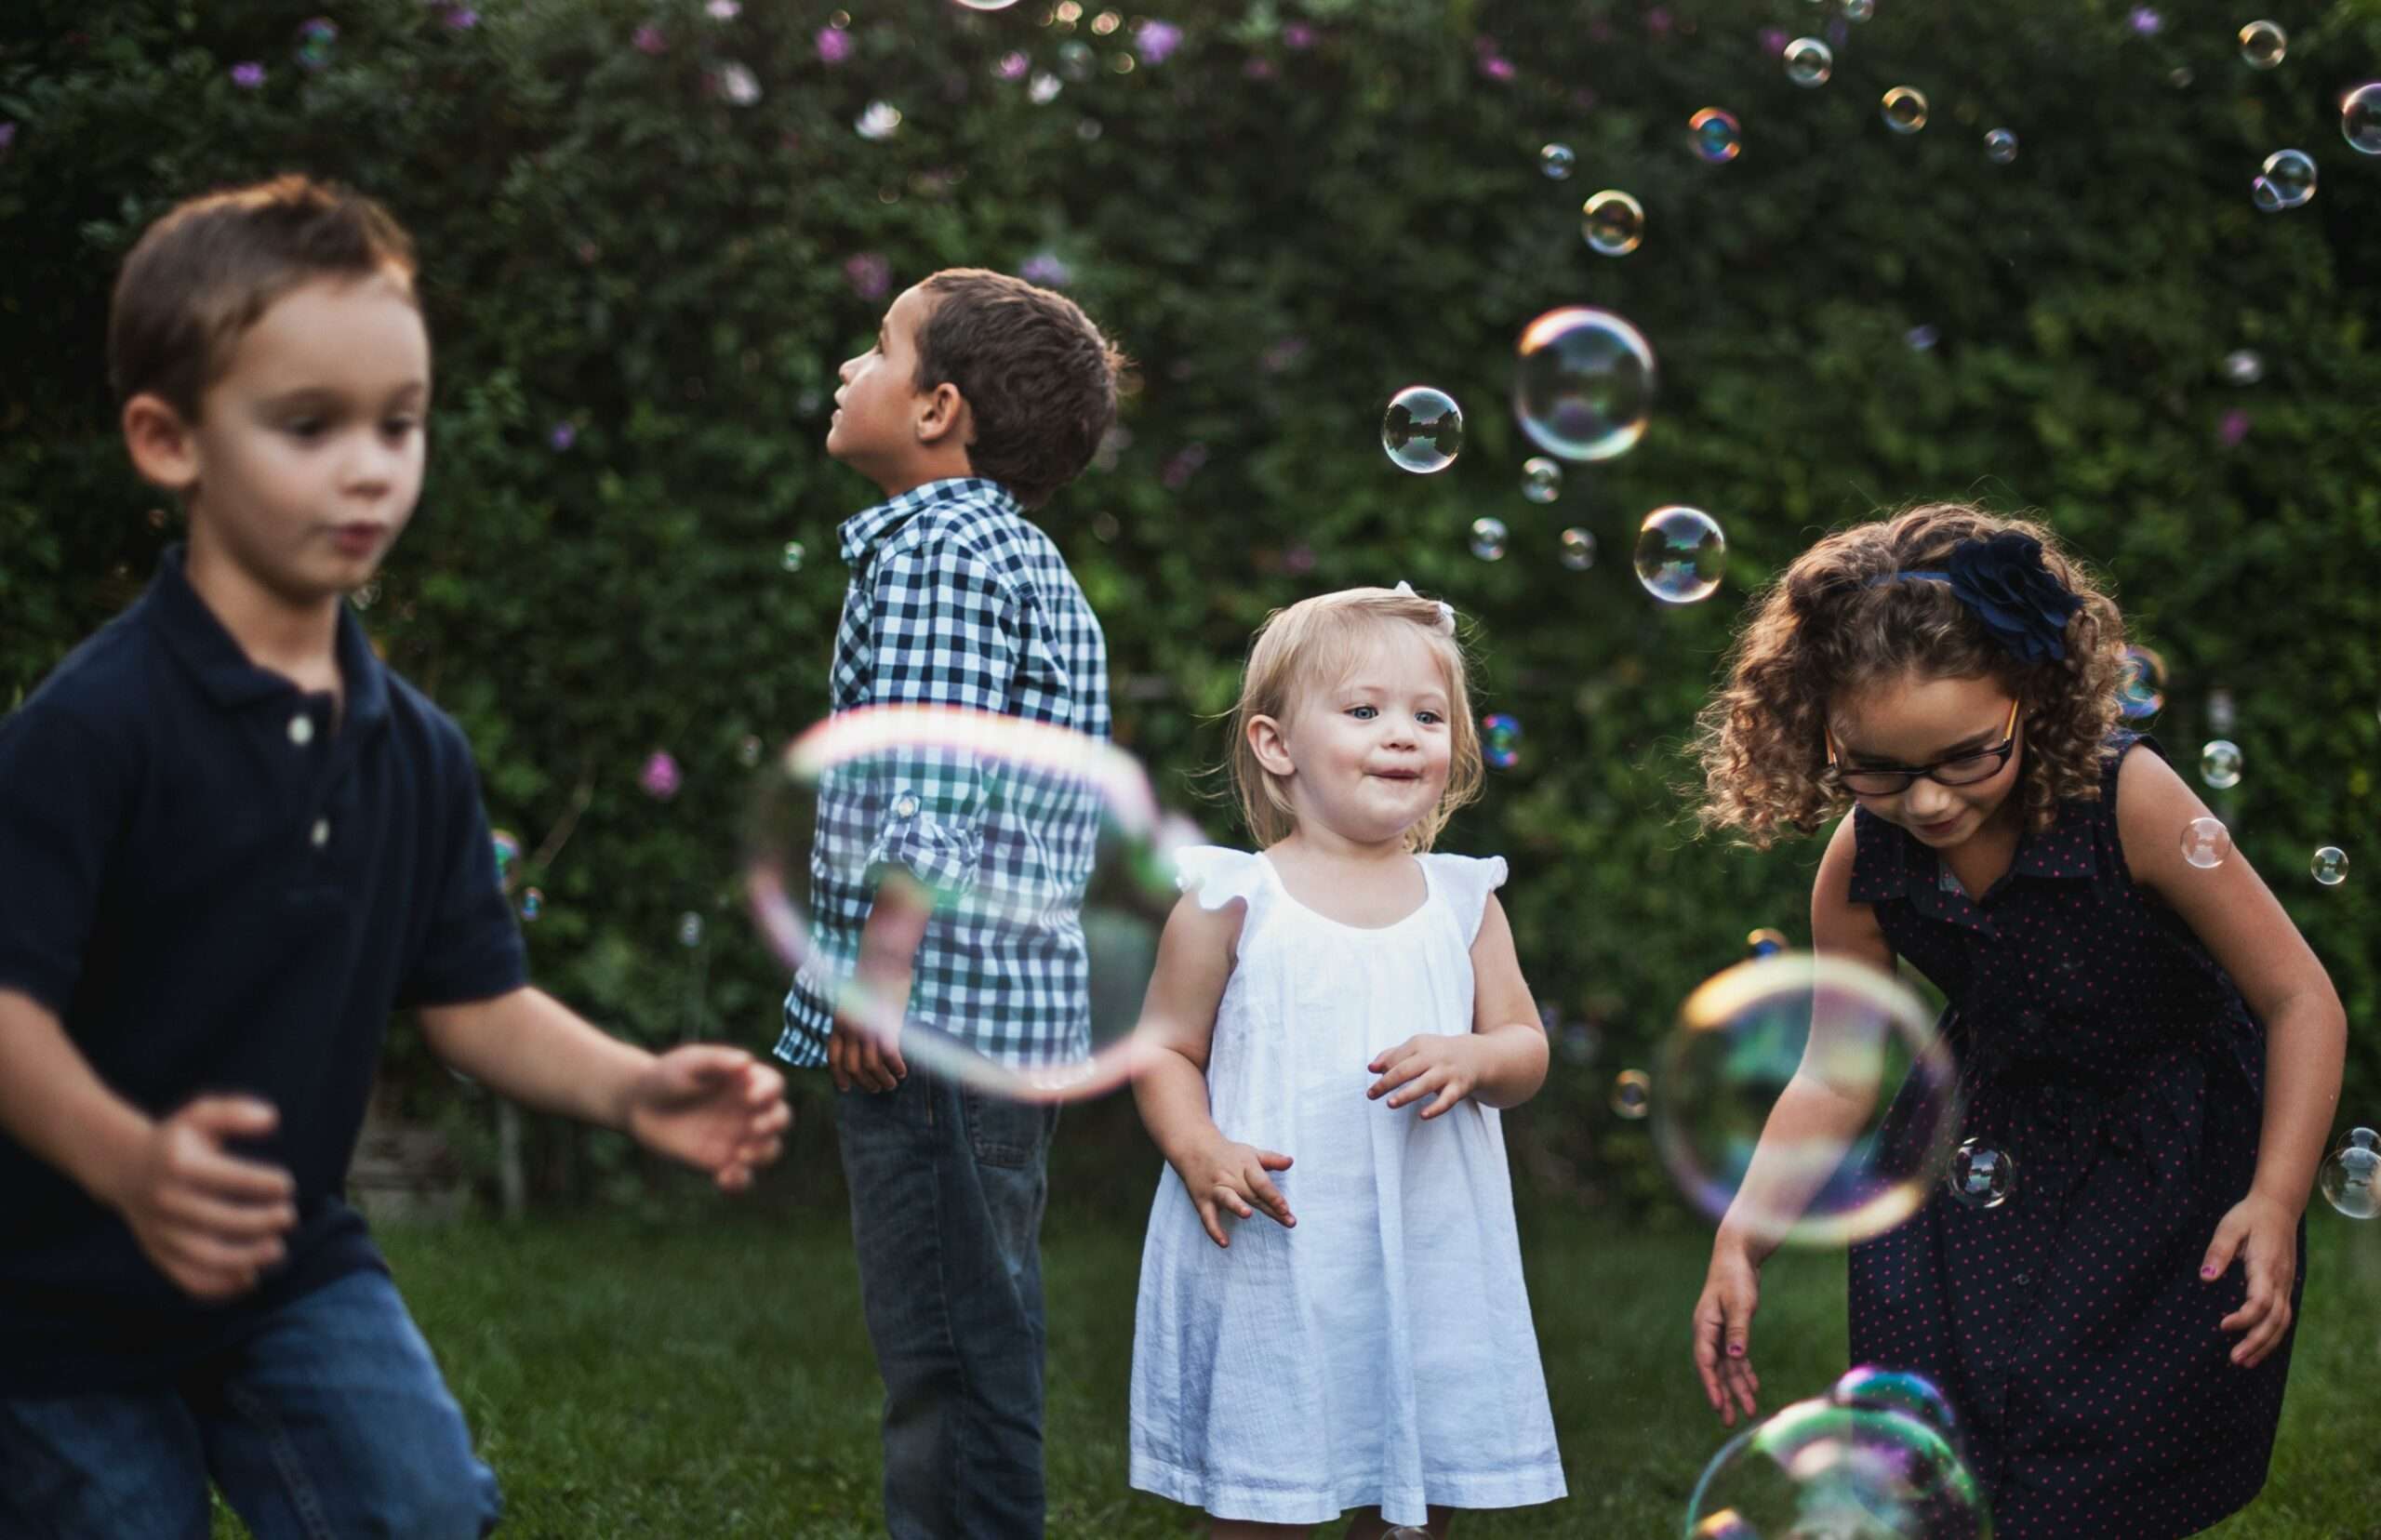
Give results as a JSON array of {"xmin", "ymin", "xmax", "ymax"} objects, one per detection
[
  {"xmin": 1246, "ymin": 714, "xmax": 1296, "ymax": 778},
  {"xmin": 913, "ymin": 381, "xmax": 974, "ymax": 447},
  {"xmin": 123, "ymin": 392, "xmax": 202, "ymax": 493}
]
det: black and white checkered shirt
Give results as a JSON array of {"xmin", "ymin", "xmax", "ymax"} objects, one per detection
[{"xmin": 777, "ymin": 478, "xmax": 1112, "ymax": 1070}]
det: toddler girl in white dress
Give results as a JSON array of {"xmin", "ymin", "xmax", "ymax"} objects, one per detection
[{"xmin": 1128, "ymin": 584, "xmax": 1566, "ymax": 1539}]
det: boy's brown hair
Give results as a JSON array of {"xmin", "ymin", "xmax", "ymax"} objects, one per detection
[
  {"xmin": 109, "ymin": 174, "xmax": 419, "ymax": 420},
  {"xmin": 914, "ymin": 269, "xmax": 1125, "ymax": 511}
]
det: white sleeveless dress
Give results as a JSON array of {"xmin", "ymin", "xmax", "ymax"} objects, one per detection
[{"xmin": 1127, "ymin": 846, "xmax": 1566, "ymax": 1527}]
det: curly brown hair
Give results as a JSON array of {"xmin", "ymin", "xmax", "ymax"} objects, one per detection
[{"xmin": 1689, "ymin": 502, "xmax": 2128, "ymax": 848}]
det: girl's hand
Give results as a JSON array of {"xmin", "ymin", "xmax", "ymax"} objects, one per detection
[
  {"xmin": 1174, "ymin": 1137, "xmax": 1295, "ymax": 1248},
  {"xmin": 1692, "ymin": 1234, "xmax": 1765, "ymax": 1426},
  {"xmin": 1365, "ymin": 1034, "xmax": 1486, "ymax": 1118},
  {"xmin": 2202, "ymin": 1190, "xmax": 2299, "ymax": 1368}
]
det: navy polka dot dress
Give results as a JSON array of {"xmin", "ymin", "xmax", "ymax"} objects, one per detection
[{"xmin": 1845, "ymin": 735, "xmax": 2302, "ymax": 1539}]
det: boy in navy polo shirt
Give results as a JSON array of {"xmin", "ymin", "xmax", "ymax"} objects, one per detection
[
  {"xmin": 0, "ymin": 176, "xmax": 791, "ymax": 1537},
  {"xmin": 778, "ymin": 270, "xmax": 1123, "ymax": 1537}
]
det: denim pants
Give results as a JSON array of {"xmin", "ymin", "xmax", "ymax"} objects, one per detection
[
  {"xmin": 835, "ymin": 1069, "xmax": 1058, "ymax": 1540},
  {"xmin": 0, "ymin": 1268, "xmax": 500, "ymax": 1540}
]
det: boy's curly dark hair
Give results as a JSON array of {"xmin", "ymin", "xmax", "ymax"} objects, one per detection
[
  {"xmin": 1690, "ymin": 502, "xmax": 2128, "ymax": 848},
  {"xmin": 914, "ymin": 269, "xmax": 1126, "ymax": 511}
]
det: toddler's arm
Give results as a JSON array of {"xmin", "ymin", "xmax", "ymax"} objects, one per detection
[{"xmin": 1365, "ymin": 895, "xmax": 1548, "ymax": 1116}]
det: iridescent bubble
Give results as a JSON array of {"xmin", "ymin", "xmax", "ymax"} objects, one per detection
[
  {"xmin": 2319, "ymin": 1128, "xmax": 2381, "ymax": 1219},
  {"xmin": 1653, "ymin": 951, "xmax": 1962, "ymax": 1247},
  {"xmin": 953, "ymin": 0, "xmax": 1021, "ymax": 9},
  {"xmin": 491, "ymin": 829, "xmax": 523, "ymax": 891},
  {"xmin": 1539, "ymin": 142, "xmax": 1576, "ymax": 179},
  {"xmin": 2200, "ymin": 739, "xmax": 2242, "ymax": 790},
  {"xmin": 1947, "ymin": 1137, "xmax": 2015, "ymax": 1208},
  {"xmin": 1029, "ymin": 72, "xmax": 1061, "ymax": 103},
  {"xmin": 2116, "ymin": 645, "xmax": 2166, "ymax": 719},
  {"xmin": 2181, "ymin": 816, "xmax": 2233, "ymax": 870},
  {"xmin": 1829, "ymin": 1366, "xmax": 1962, "ymax": 1445},
  {"xmin": 1882, "ymin": 86, "xmax": 1930, "ymax": 134},
  {"xmin": 1057, "ymin": 39, "xmax": 1097, "ymax": 80},
  {"xmin": 1746, "ymin": 928, "xmax": 1790, "ymax": 958},
  {"xmin": 1633, "ymin": 505, "xmax": 1726, "ymax": 604},
  {"xmin": 2223, "ymin": 349, "xmax": 2264, "ymax": 385},
  {"xmin": 1906, "ymin": 324, "xmax": 1940, "ymax": 351},
  {"xmin": 678, "ymin": 911, "xmax": 704, "ymax": 948},
  {"xmin": 855, "ymin": 100, "xmax": 902, "ymax": 140},
  {"xmin": 1580, "ymin": 188, "xmax": 1646, "ymax": 256},
  {"xmin": 1784, "ymin": 37, "xmax": 1833, "ymax": 86},
  {"xmin": 1611, "ymin": 1069, "xmax": 1653, "ymax": 1120},
  {"xmin": 1690, "ymin": 107, "xmax": 1743, "ymax": 164},
  {"xmin": 294, "ymin": 17, "xmax": 339, "ymax": 70},
  {"xmin": 2238, "ymin": 20, "xmax": 2286, "ymax": 69},
  {"xmin": 781, "ymin": 540, "xmax": 806, "ymax": 573},
  {"xmin": 2256, "ymin": 148, "xmax": 2316, "ymax": 209},
  {"xmin": 738, "ymin": 736, "xmax": 765, "ymax": 768},
  {"xmin": 519, "ymin": 887, "xmax": 545, "ymax": 923},
  {"xmin": 1984, "ymin": 127, "xmax": 2018, "ymax": 164},
  {"xmin": 2345, "ymin": 84, "xmax": 2381, "ymax": 154},
  {"xmin": 1381, "ymin": 386, "xmax": 1465, "ymax": 473},
  {"xmin": 1842, "ymin": 0, "xmax": 1875, "ymax": 20},
  {"xmin": 1687, "ymin": 1397, "xmax": 1989, "ymax": 1540},
  {"xmin": 1558, "ymin": 527, "xmax": 1597, "ymax": 571},
  {"xmin": 1521, "ymin": 457, "xmax": 1563, "ymax": 503},
  {"xmin": 1513, "ymin": 306, "xmax": 1657, "ymax": 462},
  {"xmin": 1470, "ymin": 517, "xmax": 1510, "ymax": 562},
  {"xmin": 1482, "ymin": 712, "xmax": 1523, "ymax": 768},
  {"xmin": 2311, "ymin": 845, "xmax": 2348, "ymax": 885}
]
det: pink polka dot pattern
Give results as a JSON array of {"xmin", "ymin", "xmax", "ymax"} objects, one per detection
[{"xmin": 1843, "ymin": 735, "xmax": 2300, "ymax": 1539}]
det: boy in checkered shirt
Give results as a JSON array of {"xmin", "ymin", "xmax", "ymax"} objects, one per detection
[{"xmin": 778, "ymin": 269, "xmax": 1124, "ymax": 1537}]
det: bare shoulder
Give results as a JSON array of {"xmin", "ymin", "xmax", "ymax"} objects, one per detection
[{"xmin": 2111, "ymin": 739, "xmax": 2202, "ymax": 896}]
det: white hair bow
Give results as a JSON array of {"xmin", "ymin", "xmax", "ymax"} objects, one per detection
[{"xmin": 1392, "ymin": 579, "xmax": 1458, "ymax": 637}]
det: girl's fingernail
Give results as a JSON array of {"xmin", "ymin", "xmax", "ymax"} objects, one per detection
[
  {"xmin": 1728, "ymin": 1344, "xmax": 1744, "ymax": 1357},
  {"xmin": 2201, "ymin": 1266, "xmax": 2217, "ymax": 1279}
]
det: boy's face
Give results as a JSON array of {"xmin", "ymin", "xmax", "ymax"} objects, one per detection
[
  {"xmin": 828, "ymin": 284, "xmax": 936, "ymax": 474},
  {"xmin": 139, "ymin": 270, "xmax": 430, "ymax": 605}
]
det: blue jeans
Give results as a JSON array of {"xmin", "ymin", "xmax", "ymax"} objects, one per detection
[
  {"xmin": 0, "ymin": 1268, "xmax": 500, "ymax": 1539},
  {"xmin": 835, "ymin": 1070, "xmax": 1057, "ymax": 1539}
]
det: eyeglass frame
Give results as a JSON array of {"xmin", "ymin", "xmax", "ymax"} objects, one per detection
[{"xmin": 1824, "ymin": 697, "xmax": 2022, "ymax": 796}]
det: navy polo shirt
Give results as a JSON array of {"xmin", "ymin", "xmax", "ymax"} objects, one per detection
[{"xmin": 0, "ymin": 546, "xmax": 525, "ymax": 1393}]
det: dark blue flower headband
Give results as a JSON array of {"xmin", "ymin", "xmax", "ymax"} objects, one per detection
[{"xmin": 1865, "ymin": 531, "xmax": 2083, "ymax": 664}]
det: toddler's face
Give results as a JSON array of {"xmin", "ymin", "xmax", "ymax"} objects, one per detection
[
  {"xmin": 1828, "ymin": 670, "xmax": 2023, "ymax": 849},
  {"xmin": 1272, "ymin": 624, "xmax": 1456, "ymax": 845},
  {"xmin": 828, "ymin": 284, "xmax": 932, "ymax": 474}
]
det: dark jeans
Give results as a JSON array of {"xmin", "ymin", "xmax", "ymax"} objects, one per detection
[
  {"xmin": 835, "ymin": 1070, "xmax": 1057, "ymax": 1540},
  {"xmin": 0, "ymin": 1268, "xmax": 500, "ymax": 1539}
]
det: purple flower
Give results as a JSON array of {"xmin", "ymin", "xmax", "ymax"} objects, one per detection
[
  {"xmin": 2127, "ymin": 6, "xmax": 2162, "ymax": 35},
  {"xmin": 633, "ymin": 24, "xmax": 667, "ymax": 54},
  {"xmin": 549, "ymin": 422, "xmax": 577, "ymax": 452},
  {"xmin": 1479, "ymin": 53, "xmax": 1515, "ymax": 81},
  {"xmin": 1758, "ymin": 25, "xmax": 1789, "ymax": 55},
  {"xmin": 2218, "ymin": 408, "xmax": 2251, "ymax": 447},
  {"xmin": 1018, "ymin": 252, "xmax": 1072, "ymax": 287},
  {"xmin": 817, "ymin": 26, "xmax": 852, "ymax": 64},
  {"xmin": 231, "ymin": 61, "xmax": 266, "ymax": 88},
  {"xmin": 1282, "ymin": 22, "xmax": 1316, "ymax": 49},
  {"xmin": 638, "ymin": 750, "xmax": 683, "ymax": 801},
  {"xmin": 1645, "ymin": 7, "xmax": 1672, "ymax": 35},
  {"xmin": 444, "ymin": 7, "xmax": 478, "ymax": 28},
  {"xmin": 1135, "ymin": 20, "xmax": 1182, "ymax": 65},
  {"xmin": 845, "ymin": 252, "xmax": 891, "ymax": 301}
]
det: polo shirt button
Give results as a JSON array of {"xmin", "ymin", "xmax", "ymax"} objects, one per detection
[
  {"xmin": 311, "ymin": 817, "xmax": 331, "ymax": 848},
  {"xmin": 892, "ymin": 793, "xmax": 920, "ymax": 819},
  {"xmin": 287, "ymin": 714, "xmax": 314, "ymax": 747}
]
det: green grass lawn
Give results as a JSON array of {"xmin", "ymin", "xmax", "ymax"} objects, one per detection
[{"xmin": 213, "ymin": 1199, "xmax": 2381, "ymax": 1538}]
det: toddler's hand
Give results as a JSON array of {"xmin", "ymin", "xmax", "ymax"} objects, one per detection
[
  {"xmin": 2202, "ymin": 1190, "xmax": 2298, "ymax": 1368},
  {"xmin": 1174, "ymin": 1137, "xmax": 1295, "ymax": 1248},
  {"xmin": 1692, "ymin": 1235, "xmax": 1764, "ymax": 1427},
  {"xmin": 108, "ymin": 1095, "xmax": 299, "ymax": 1303},
  {"xmin": 1365, "ymin": 1034, "xmax": 1485, "ymax": 1119}
]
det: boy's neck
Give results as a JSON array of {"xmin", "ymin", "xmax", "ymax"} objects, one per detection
[
  {"xmin": 183, "ymin": 530, "xmax": 348, "ymax": 699},
  {"xmin": 870, "ymin": 454, "xmax": 978, "ymax": 503}
]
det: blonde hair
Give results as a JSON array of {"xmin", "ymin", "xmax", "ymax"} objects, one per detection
[
  {"xmin": 1689, "ymin": 501, "xmax": 2128, "ymax": 848},
  {"xmin": 1225, "ymin": 586, "xmax": 1484, "ymax": 852}
]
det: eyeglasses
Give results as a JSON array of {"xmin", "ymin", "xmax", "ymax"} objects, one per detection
[{"xmin": 1825, "ymin": 698, "xmax": 2021, "ymax": 797}]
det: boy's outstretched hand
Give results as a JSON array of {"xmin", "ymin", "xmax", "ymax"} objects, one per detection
[
  {"xmin": 111, "ymin": 1095, "xmax": 299, "ymax": 1304},
  {"xmin": 624, "ymin": 1045, "xmax": 791, "ymax": 1193}
]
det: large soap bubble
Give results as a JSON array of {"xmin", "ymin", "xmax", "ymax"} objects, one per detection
[
  {"xmin": 1513, "ymin": 306, "xmax": 1656, "ymax": 462},
  {"xmin": 1635, "ymin": 506, "xmax": 1727, "ymax": 604},
  {"xmin": 1652, "ymin": 951, "xmax": 1963, "ymax": 1249},
  {"xmin": 1686, "ymin": 1395, "xmax": 1991, "ymax": 1540},
  {"xmin": 1829, "ymin": 1366, "xmax": 1963, "ymax": 1450}
]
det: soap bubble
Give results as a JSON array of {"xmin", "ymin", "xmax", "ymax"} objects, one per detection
[
  {"xmin": 1905, "ymin": 325, "xmax": 1940, "ymax": 352},
  {"xmin": 855, "ymin": 100, "xmax": 902, "ymax": 140},
  {"xmin": 1470, "ymin": 517, "xmax": 1510, "ymax": 562},
  {"xmin": 781, "ymin": 540, "xmax": 806, "ymax": 573},
  {"xmin": 953, "ymin": 0, "xmax": 1021, "ymax": 9},
  {"xmin": 1513, "ymin": 307, "xmax": 1657, "ymax": 461},
  {"xmin": 1581, "ymin": 188, "xmax": 1645, "ymax": 256},
  {"xmin": 1652, "ymin": 951, "xmax": 1963, "ymax": 1247},
  {"xmin": 1690, "ymin": 107, "xmax": 1743, "ymax": 163},
  {"xmin": 1539, "ymin": 142, "xmax": 1576, "ymax": 179},
  {"xmin": 1746, "ymin": 927, "xmax": 1789, "ymax": 959},
  {"xmin": 2181, "ymin": 816, "xmax": 2232, "ymax": 870},
  {"xmin": 2200, "ymin": 739, "xmax": 2242, "ymax": 790},
  {"xmin": 678, "ymin": 911, "xmax": 704, "ymax": 948},
  {"xmin": 2311, "ymin": 845, "xmax": 2348, "ymax": 885},
  {"xmin": 1686, "ymin": 1395, "xmax": 1990, "ymax": 1540},
  {"xmin": 2115, "ymin": 645, "xmax": 2166, "ymax": 719},
  {"xmin": 744, "ymin": 706, "xmax": 1195, "ymax": 1103},
  {"xmin": 2238, "ymin": 20, "xmax": 2286, "ymax": 69},
  {"xmin": 1028, "ymin": 71, "xmax": 1061, "ymax": 104},
  {"xmin": 1559, "ymin": 527, "xmax": 1597, "ymax": 570},
  {"xmin": 1842, "ymin": 0, "xmax": 1875, "ymax": 20},
  {"xmin": 2224, "ymin": 350, "xmax": 2265, "ymax": 385},
  {"xmin": 2345, "ymin": 84, "xmax": 2381, "ymax": 154},
  {"xmin": 1521, "ymin": 457, "xmax": 1563, "ymax": 503},
  {"xmin": 1881, "ymin": 86, "xmax": 1930, "ymax": 134},
  {"xmin": 520, "ymin": 887, "xmax": 545, "ymax": 923},
  {"xmin": 491, "ymin": 830, "xmax": 523, "ymax": 891},
  {"xmin": 2319, "ymin": 1129, "xmax": 2380, "ymax": 1219},
  {"xmin": 1381, "ymin": 386, "xmax": 1465, "ymax": 473},
  {"xmin": 1947, "ymin": 1138, "xmax": 2015, "ymax": 1208},
  {"xmin": 1829, "ymin": 1366, "xmax": 1962, "ymax": 1446},
  {"xmin": 294, "ymin": 17, "xmax": 339, "ymax": 70},
  {"xmin": 1634, "ymin": 505, "xmax": 1726, "ymax": 604},
  {"xmin": 2255, "ymin": 149, "xmax": 2316, "ymax": 209},
  {"xmin": 1611, "ymin": 1069, "xmax": 1653, "ymax": 1119},
  {"xmin": 1984, "ymin": 127, "xmax": 2018, "ymax": 164},
  {"xmin": 1483, "ymin": 712, "xmax": 1523, "ymax": 769},
  {"xmin": 1784, "ymin": 37, "xmax": 1833, "ymax": 86}
]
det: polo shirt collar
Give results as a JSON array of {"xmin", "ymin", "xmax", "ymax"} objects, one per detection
[
  {"xmin": 838, "ymin": 477, "xmax": 1020, "ymax": 567},
  {"xmin": 140, "ymin": 544, "xmax": 391, "ymax": 734}
]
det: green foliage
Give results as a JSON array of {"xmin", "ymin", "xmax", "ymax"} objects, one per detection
[{"xmin": 5, "ymin": 0, "xmax": 2377, "ymax": 1206}]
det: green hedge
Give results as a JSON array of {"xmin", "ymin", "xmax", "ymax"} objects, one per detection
[{"xmin": 4, "ymin": 0, "xmax": 2375, "ymax": 1214}]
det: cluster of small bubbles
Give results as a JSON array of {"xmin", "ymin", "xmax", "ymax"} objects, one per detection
[
  {"xmin": 520, "ymin": 887, "xmax": 546, "ymax": 922},
  {"xmin": 1634, "ymin": 506, "xmax": 1726, "ymax": 604},
  {"xmin": 1483, "ymin": 712, "xmax": 1523, "ymax": 769},
  {"xmin": 294, "ymin": 17, "xmax": 339, "ymax": 70},
  {"xmin": 1580, "ymin": 188, "xmax": 1645, "ymax": 256},
  {"xmin": 491, "ymin": 830, "xmax": 523, "ymax": 890},
  {"xmin": 1611, "ymin": 1069, "xmax": 1652, "ymax": 1119},
  {"xmin": 1470, "ymin": 517, "xmax": 1510, "ymax": 562},
  {"xmin": 1947, "ymin": 1137, "xmax": 2016, "ymax": 1208},
  {"xmin": 738, "ymin": 735, "xmax": 765, "ymax": 769},
  {"xmin": 855, "ymin": 100, "xmax": 902, "ymax": 139},
  {"xmin": 1521, "ymin": 457, "xmax": 1563, "ymax": 502},
  {"xmin": 1559, "ymin": 526, "xmax": 1597, "ymax": 571},
  {"xmin": 1539, "ymin": 142, "xmax": 1576, "ymax": 179},
  {"xmin": 1689, "ymin": 108, "xmax": 1743, "ymax": 164},
  {"xmin": 2116, "ymin": 645, "xmax": 2166, "ymax": 719},
  {"xmin": 2346, "ymin": 85, "xmax": 2381, "ymax": 154},
  {"xmin": 2199, "ymin": 739, "xmax": 2243, "ymax": 790},
  {"xmin": 2319, "ymin": 1128, "xmax": 2381, "ymax": 1219},
  {"xmin": 1881, "ymin": 86, "xmax": 1930, "ymax": 134},
  {"xmin": 2223, "ymin": 349, "xmax": 2265, "ymax": 385},
  {"xmin": 1784, "ymin": 37, "xmax": 1832, "ymax": 86},
  {"xmin": 1513, "ymin": 306, "xmax": 1657, "ymax": 461},
  {"xmin": 2238, "ymin": 19, "xmax": 2286, "ymax": 69},
  {"xmin": 2311, "ymin": 845, "xmax": 2348, "ymax": 886},
  {"xmin": 781, "ymin": 540, "xmax": 806, "ymax": 573},
  {"xmin": 1985, "ymin": 127, "xmax": 2018, "ymax": 164},
  {"xmin": 1842, "ymin": 0, "xmax": 1875, "ymax": 20},
  {"xmin": 678, "ymin": 911, "xmax": 704, "ymax": 948},
  {"xmin": 1380, "ymin": 386, "xmax": 1465, "ymax": 473},
  {"xmin": 2181, "ymin": 816, "xmax": 2233, "ymax": 869},
  {"xmin": 2254, "ymin": 148, "xmax": 2316, "ymax": 210}
]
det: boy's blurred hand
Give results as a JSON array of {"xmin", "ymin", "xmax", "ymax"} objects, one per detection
[
  {"xmin": 624, "ymin": 1046, "xmax": 791, "ymax": 1192},
  {"xmin": 108, "ymin": 1095, "xmax": 298, "ymax": 1303}
]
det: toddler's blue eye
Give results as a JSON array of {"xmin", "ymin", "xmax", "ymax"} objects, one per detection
[
  {"xmin": 1417, "ymin": 711, "xmax": 1443, "ymax": 725},
  {"xmin": 1348, "ymin": 705, "xmax": 1377, "ymax": 721}
]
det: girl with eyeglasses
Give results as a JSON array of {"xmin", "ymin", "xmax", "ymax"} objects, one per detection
[{"xmin": 1679, "ymin": 502, "xmax": 2346, "ymax": 1539}]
